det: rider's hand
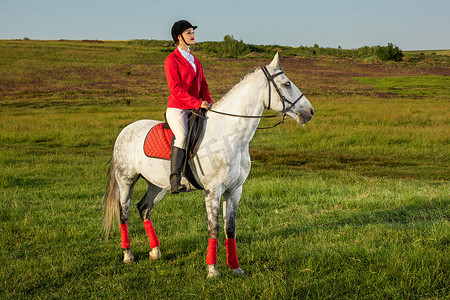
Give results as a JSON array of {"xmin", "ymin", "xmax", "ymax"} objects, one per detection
[{"xmin": 200, "ymin": 101, "xmax": 211, "ymax": 110}]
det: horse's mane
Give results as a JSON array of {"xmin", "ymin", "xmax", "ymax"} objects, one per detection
[{"xmin": 213, "ymin": 67, "xmax": 260, "ymax": 106}]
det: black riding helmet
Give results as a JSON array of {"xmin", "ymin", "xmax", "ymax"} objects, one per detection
[{"xmin": 171, "ymin": 20, "xmax": 197, "ymax": 44}]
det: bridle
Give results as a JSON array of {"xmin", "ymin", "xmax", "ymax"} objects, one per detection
[
  {"xmin": 260, "ymin": 66, "xmax": 304, "ymax": 114},
  {"xmin": 209, "ymin": 66, "xmax": 304, "ymax": 129}
]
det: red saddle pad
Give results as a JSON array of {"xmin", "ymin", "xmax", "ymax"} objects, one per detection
[{"xmin": 143, "ymin": 123, "xmax": 173, "ymax": 160}]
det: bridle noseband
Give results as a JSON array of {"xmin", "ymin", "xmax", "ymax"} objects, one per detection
[{"xmin": 208, "ymin": 66, "xmax": 305, "ymax": 129}]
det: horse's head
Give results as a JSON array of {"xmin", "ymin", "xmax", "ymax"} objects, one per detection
[{"xmin": 263, "ymin": 53, "xmax": 314, "ymax": 125}]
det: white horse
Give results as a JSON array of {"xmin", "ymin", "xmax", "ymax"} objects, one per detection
[{"xmin": 103, "ymin": 53, "xmax": 314, "ymax": 278}]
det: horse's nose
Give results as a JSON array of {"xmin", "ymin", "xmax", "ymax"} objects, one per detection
[{"xmin": 310, "ymin": 107, "xmax": 315, "ymax": 116}]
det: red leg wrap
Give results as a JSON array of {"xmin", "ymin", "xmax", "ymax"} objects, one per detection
[
  {"xmin": 120, "ymin": 223, "xmax": 130, "ymax": 249},
  {"xmin": 206, "ymin": 238, "xmax": 218, "ymax": 265},
  {"xmin": 225, "ymin": 238, "xmax": 240, "ymax": 269},
  {"xmin": 143, "ymin": 219, "xmax": 160, "ymax": 249}
]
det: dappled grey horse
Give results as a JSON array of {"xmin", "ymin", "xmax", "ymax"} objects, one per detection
[{"xmin": 103, "ymin": 53, "xmax": 314, "ymax": 278}]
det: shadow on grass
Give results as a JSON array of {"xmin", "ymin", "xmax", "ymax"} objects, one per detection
[{"xmin": 0, "ymin": 175, "xmax": 50, "ymax": 188}]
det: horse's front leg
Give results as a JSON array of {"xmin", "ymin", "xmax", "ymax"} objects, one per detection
[
  {"xmin": 137, "ymin": 182, "xmax": 166, "ymax": 261},
  {"xmin": 223, "ymin": 186, "xmax": 245, "ymax": 276},
  {"xmin": 204, "ymin": 189, "xmax": 222, "ymax": 278}
]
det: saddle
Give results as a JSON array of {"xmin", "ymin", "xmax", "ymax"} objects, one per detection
[
  {"xmin": 143, "ymin": 109, "xmax": 206, "ymax": 189},
  {"xmin": 143, "ymin": 123, "xmax": 173, "ymax": 160}
]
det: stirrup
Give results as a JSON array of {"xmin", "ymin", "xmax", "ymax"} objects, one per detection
[
  {"xmin": 171, "ymin": 183, "xmax": 188, "ymax": 194},
  {"xmin": 170, "ymin": 173, "xmax": 189, "ymax": 194}
]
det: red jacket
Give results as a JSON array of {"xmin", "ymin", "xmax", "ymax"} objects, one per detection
[{"xmin": 164, "ymin": 48, "xmax": 213, "ymax": 110}]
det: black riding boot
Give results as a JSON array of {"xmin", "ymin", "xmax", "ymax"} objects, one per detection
[{"xmin": 170, "ymin": 146, "xmax": 188, "ymax": 194}]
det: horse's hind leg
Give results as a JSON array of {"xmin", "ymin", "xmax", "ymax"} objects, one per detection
[
  {"xmin": 117, "ymin": 174, "xmax": 139, "ymax": 263},
  {"xmin": 137, "ymin": 180, "xmax": 166, "ymax": 260},
  {"xmin": 223, "ymin": 185, "xmax": 245, "ymax": 275},
  {"xmin": 204, "ymin": 188, "xmax": 222, "ymax": 278}
]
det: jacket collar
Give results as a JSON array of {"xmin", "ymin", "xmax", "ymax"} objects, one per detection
[{"xmin": 174, "ymin": 47, "xmax": 197, "ymax": 74}]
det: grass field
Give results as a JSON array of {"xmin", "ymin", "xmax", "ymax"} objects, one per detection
[
  {"xmin": 0, "ymin": 40, "xmax": 449, "ymax": 299},
  {"xmin": 405, "ymin": 49, "xmax": 450, "ymax": 56}
]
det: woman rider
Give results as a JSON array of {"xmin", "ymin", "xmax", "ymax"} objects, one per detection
[{"xmin": 164, "ymin": 20, "xmax": 213, "ymax": 194}]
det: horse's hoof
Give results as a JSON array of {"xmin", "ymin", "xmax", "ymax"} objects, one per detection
[
  {"xmin": 149, "ymin": 246, "xmax": 161, "ymax": 260},
  {"xmin": 123, "ymin": 250, "xmax": 135, "ymax": 264},
  {"xmin": 232, "ymin": 267, "xmax": 245, "ymax": 276},
  {"xmin": 206, "ymin": 264, "xmax": 221, "ymax": 278}
]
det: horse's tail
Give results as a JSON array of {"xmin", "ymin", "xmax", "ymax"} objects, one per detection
[{"xmin": 102, "ymin": 156, "xmax": 120, "ymax": 239}]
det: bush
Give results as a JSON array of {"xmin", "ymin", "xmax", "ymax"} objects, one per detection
[
  {"xmin": 222, "ymin": 35, "xmax": 251, "ymax": 57},
  {"xmin": 128, "ymin": 39, "xmax": 173, "ymax": 47},
  {"xmin": 193, "ymin": 35, "xmax": 253, "ymax": 57},
  {"xmin": 376, "ymin": 43, "xmax": 404, "ymax": 62}
]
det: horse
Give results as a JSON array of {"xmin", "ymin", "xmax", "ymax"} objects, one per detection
[{"xmin": 102, "ymin": 53, "xmax": 314, "ymax": 278}]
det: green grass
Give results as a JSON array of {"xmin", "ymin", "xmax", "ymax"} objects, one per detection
[
  {"xmin": 0, "ymin": 40, "xmax": 449, "ymax": 299},
  {"xmin": 357, "ymin": 76, "xmax": 450, "ymax": 99}
]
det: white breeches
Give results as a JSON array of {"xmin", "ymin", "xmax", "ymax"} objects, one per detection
[{"xmin": 166, "ymin": 108, "xmax": 191, "ymax": 149}]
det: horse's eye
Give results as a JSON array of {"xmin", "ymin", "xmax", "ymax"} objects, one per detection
[{"xmin": 284, "ymin": 82, "xmax": 291, "ymax": 87}]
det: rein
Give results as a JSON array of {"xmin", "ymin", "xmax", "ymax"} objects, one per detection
[{"xmin": 208, "ymin": 66, "xmax": 304, "ymax": 129}]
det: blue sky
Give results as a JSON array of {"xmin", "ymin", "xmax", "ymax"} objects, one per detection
[{"xmin": 1, "ymin": 0, "xmax": 449, "ymax": 50}]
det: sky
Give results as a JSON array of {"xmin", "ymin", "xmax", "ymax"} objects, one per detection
[{"xmin": 0, "ymin": 0, "xmax": 449, "ymax": 50}]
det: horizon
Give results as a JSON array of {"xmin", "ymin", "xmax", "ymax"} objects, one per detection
[
  {"xmin": 3, "ymin": 38, "xmax": 449, "ymax": 52},
  {"xmin": 1, "ymin": 0, "xmax": 449, "ymax": 51}
]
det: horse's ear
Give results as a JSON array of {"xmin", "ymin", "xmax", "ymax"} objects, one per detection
[{"xmin": 269, "ymin": 52, "xmax": 280, "ymax": 69}]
